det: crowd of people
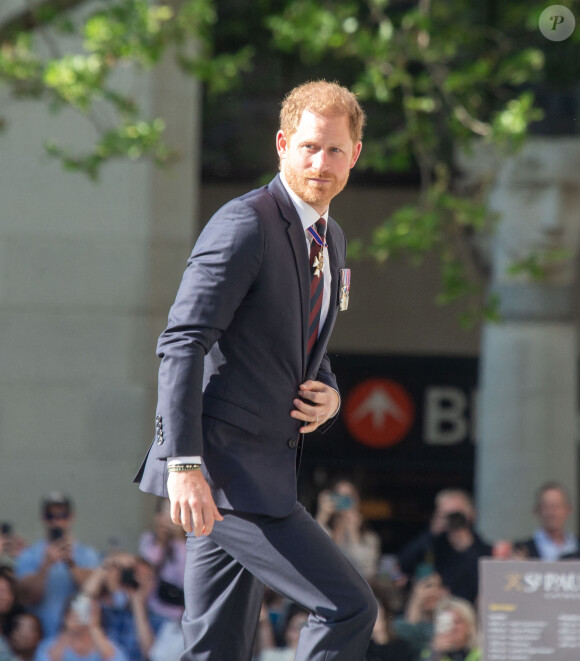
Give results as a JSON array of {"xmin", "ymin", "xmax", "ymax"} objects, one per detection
[{"xmin": 0, "ymin": 481, "xmax": 578, "ymax": 661}]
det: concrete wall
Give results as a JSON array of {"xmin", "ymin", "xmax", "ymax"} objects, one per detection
[
  {"xmin": 474, "ymin": 138, "xmax": 580, "ymax": 539},
  {"xmin": 0, "ymin": 2, "xmax": 200, "ymax": 550}
]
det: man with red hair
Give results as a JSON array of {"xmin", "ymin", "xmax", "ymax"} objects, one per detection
[{"xmin": 136, "ymin": 81, "xmax": 377, "ymax": 660}]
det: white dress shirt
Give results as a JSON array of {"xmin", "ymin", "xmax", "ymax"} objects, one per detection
[{"xmin": 279, "ymin": 171, "xmax": 332, "ymax": 334}]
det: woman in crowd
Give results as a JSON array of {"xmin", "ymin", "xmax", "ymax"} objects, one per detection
[
  {"xmin": 0, "ymin": 569, "xmax": 24, "ymax": 654},
  {"xmin": 316, "ymin": 479, "xmax": 381, "ymax": 581},
  {"xmin": 257, "ymin": 606, "xmax": 309, "ymax": 661},
  {"xmin": 365, "ymin": 580, "xmax": 414, "ymax": 661},
  {"xmin": 6, "ymin": 613, "xmax": 42, "ymax": 661},
  {"xmin": 137, "ymin": 499, "xmax": 186, "ymax": 623},
  {"xmin": 33, "ymin": 595, "xmax": 127, "ymax": 661},
  {"xmin": 420, "ymin": 597, "xmax": 480, "ymax": 661},
  {"xmin": 0, "ymin": 526, "xmax": 27, "ymax": 571},
  {"xmin": 394, "ymin": 566, "xmax": 448, "ymax": 660}
]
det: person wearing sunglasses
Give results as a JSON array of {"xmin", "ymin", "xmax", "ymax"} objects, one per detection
[{"xmin": 14, "ymin": 492, "xmax": 100, "ymax": 638}]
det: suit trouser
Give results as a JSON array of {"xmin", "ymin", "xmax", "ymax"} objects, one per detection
[{"xmin": 180, "ymin": 502, "xmax": 378, "ymax": 661}]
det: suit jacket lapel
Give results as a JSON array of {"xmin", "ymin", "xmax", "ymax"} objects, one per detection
[{"xmin": 268, "ymin": 176, "xmax": 310, "ymax": 377}]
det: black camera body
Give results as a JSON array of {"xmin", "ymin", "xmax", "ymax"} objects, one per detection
[
  {"xmin": 49, "ymin": 527, "xmax": 65, "ymax": 542},
  {"xmin": 445, "ymin": 511, "xmax": 470, "ymax": 531},
  {"xmin": 120, "ymin": 567, "xmax": 140, "ymax": 589}
]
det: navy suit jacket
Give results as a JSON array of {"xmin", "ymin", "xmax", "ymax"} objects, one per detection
[{"xmin": 135, "ymin": 175, "xmax": 347, "ymax": 517}]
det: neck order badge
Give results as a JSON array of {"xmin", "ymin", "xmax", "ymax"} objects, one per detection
[{"xmin": 308, "ymin": 221, "xmax": 327, "ymax": 277}]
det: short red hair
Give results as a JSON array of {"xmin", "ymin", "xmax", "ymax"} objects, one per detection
[{"xmin": 280, "ymin": 80, "xmax": 365, "ymax": 143}]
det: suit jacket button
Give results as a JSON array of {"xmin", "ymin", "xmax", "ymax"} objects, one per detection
[
  {"xmin": 156, "ymin": 435, "xmax": 164, "ymax": 445},
  {"xmin": 287, "ymin": 439, "xmax": 297, "ymax": 449}
]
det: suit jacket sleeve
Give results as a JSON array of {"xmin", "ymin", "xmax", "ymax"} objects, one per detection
[
  {"xmin": 315, "ymin": 353, "xmax": 338, "ymax": 392},
  {"xmin": 155, "ymin": 200, "xmax": 264, "ymax": 458},
  {"xmin": 313, "ymin": 352, "xmax": 340, "ymax": 435}
]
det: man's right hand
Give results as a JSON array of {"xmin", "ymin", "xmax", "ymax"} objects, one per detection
[{"xmin": 167, "ymin": 470, "xmax": 223, "ymax": 537}]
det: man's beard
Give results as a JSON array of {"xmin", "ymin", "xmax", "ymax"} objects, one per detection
[{"xmin": 282, "ymin": 162, "xmax": 349, "ymax": 210}]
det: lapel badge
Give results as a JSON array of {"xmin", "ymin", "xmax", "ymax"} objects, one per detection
[{"xmin": 339, "ymin": 268, "xmax": 351, "ymax": 311}]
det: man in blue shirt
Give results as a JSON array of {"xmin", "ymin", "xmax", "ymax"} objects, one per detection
[
  {"xmin": 15, "ymin": 492, "xmax": 100, "ymax": 636},
  {"xmin": 515, "ymin": 481, "xmax": 580, "ymax": 560}
]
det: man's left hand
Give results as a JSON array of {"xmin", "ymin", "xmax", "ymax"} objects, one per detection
[{"xmin": 291, "ymin": 380, "xmax": 339, "ymax": 433}]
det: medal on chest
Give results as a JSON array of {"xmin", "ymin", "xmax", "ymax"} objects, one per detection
[{"xmin": 339, "ymin": 268, "xmax": 351, "ymax": 311}]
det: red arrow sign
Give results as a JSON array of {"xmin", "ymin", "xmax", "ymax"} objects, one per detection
[{"xmin": 344, "ymin": 378, "xmax": 414, "ymax": 448}]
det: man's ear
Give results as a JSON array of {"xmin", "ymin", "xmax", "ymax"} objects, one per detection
[
  {"xmin": 350, "ymin": 141, "xmax": 362, "ymax": 169},
  {"xmin": 276, "ymin": 130, "xmax": 289, "ymax": 159}
]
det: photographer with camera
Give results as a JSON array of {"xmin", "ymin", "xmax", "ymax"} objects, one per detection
[
  {"xmin": 315, "ymin": 479, "xmax": 381, "ymax": 581},
  {"xmin": 81, "ymin": 551, "xmax": 164, "ymax": 661},
  {"xmin": 14, "ymin": 493, "xmax": 100, "ymax": 637},
  {"xmin": 397, "ymin": 490, "xmax": 491, "ymax": 604}
]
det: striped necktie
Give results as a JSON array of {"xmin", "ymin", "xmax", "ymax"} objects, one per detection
[{"xmin": 307, "ymin": 218, "xmax": 326, "ymax": 360}]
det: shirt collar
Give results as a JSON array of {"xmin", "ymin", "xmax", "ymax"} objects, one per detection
[
  {"xmin": 534, "ymin": 528, "xmax": 578, "ymax": 555},
  {"xmin": 280, "ymin": 171, "xmax": 329, "ymax": 232}
]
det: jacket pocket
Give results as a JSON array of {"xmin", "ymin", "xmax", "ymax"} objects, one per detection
[{"xmin": 202, "ymin": 394, "xmax": 262, "ymax": 435}]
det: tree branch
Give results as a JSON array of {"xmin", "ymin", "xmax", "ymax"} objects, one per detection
[
  {"xmin": 24, "ymin": 0, "xmax": 61, "ymax": 59},
  {"xmin": 0, "ymin": 0, "xmax": 86, "ymax": 46}
]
